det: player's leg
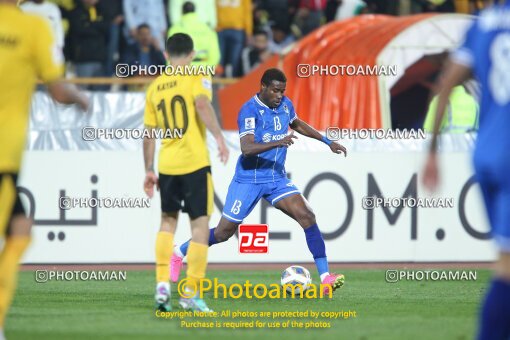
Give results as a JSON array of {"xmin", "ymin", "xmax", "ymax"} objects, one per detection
[
  {"xmin": 179, "ymin": 214, "xmax": 213, "ymax": 311},
  {"xmin": 478, "ymin": 251, "xmax": 510, "ymax": 340},
  {"xmin": 171, "ymin": 179, "xmax": 263, "ymax": 282},
  {"xmin": 154, "ymin": 212, "xmax": 177, "ymax": 311},
  {"xmin": 154, "ymin": 173, "xmax": 182, "ymax": 311},
  {"xmin": 176, "ymin": 167, "xmax": 215, "ymax": 311},
  {"xmin": 477, "ymin": 181, "xmax": 510, "ymax": 340},
  {"xmin": 269, "ymin": 179, "xmax": 344, "ymax": 295},
  {"xmin": 174, "ymin": 217, "xmax": 239, "ymax": 257},
  {"xmin": 0, "ymin": 174, "xmax": 32, "ymax": 334}
]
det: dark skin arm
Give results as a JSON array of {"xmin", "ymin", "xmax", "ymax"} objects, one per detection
[
  {"xmin": 423, "ymin": 60, "xmax": 471, "ymax": 191},
  {"xmin": 290, "ymin": 118, "xmax": 347, "ymax": 156},
  {"xmin": 240, "ymin": 132, "xmax": 297, "ymax": 157}
]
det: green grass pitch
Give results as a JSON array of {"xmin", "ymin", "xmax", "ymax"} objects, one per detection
[{"xmin": 7, "ymin": 269, "xmax": 490, "ymax": 340}]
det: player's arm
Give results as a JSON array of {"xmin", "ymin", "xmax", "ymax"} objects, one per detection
[
  {"xmin": 428, "ymin": 61, "xmax": 472, "ymax": 152},
  {"xmin": 143, "ymin": 126, "xmax": 159, "ymax": 198},
  {"xmin": 195, "ymin": 95, "xmax": 229, "ymax": 164},
  {"xmin": 143, "ymin": 126, "xmax": 156, "ymax": 173},
  {"xmin": 142, "ymin": 88, "xmax": 159, "ymax": 198},
  {"xmin": 423, "ymin": 18, "xmax": 477, "ymax": 191},
  {"xmin": 34, "ymin": 17, "xmax": 89, "ymax": 110},
  {"xmin": 240, "ymin": 132, "xmax": 297, "ymax": 157},
  {"xmin": 47, "ymin": 81, "xmax": 89, "ymax": 111},
  {"xmin": 290, "ymin": 118, "xmax": 347, "ymax": 156},
  {"xmin": 423, "ymin": 96, "xmax": 440, "ymax": 133},
  {"xmin": 423, "ymin": 60, "xmax": 472, "ymax": 191}
]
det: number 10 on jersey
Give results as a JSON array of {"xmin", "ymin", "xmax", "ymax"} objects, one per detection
[{"xmin": 156, "ymin": 95, "xmax": 189, "ymax": 135}]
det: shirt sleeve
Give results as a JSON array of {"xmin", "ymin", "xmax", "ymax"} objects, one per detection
[
  {"xmin": 288, "ymin": 100, "xmax": 298, "ymax": 124},
  {"xmin": 33, "ymin": 17, "xmax": 64, "ymax": 83},
  {"xmin": 51, "ymin": 4, "xmax": 65, "ymax": 48},
  {"xmin": 238, "ymin": 103, "xmax": 257, "ymax": 138},
  {"xmin": 143, "ymin": 85, "xmax": 158, "ymax": 127},
  {"xmin": 451, "ymin": 20, "xmax": 477, "ymax": 68},
  {"xmin": 192, "ymin": 75, "xmax": 213, "ymax": 101}
]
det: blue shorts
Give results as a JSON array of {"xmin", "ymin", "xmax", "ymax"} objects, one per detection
[{"xmin": 222, "ymin": 177, "xmax": 301, "ymax": 223}]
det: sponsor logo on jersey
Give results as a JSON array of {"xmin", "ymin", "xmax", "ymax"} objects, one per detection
[{"xmin": 262, "ymin": 133, "xmax": 287, "ymax": 143}]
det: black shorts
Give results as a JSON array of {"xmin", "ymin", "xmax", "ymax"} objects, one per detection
[
  {"xmin": 0, "ymin": 173, "xmax": 26, "ymax": 236},
  {"xmin": 159, "ymin": 166, "xmax": 213, "ymax": 219}
]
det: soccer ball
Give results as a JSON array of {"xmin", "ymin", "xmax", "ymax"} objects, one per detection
[{"xmin": 280, "ymin": 265, "xmax": 312, "ymax": 294}]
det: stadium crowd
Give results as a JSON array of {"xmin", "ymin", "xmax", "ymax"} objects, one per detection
[{"xmin": 20, "ymin": 0, "xmax": 502, "ymax": 83}]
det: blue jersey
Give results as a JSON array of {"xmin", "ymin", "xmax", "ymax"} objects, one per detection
[
  {"xmin": 452, "ymin": 3, "xmax": 510, "ymax": 175},
  {"xmin": 233, "ymin": 95, "xmax": 298, "ymax": 183}
]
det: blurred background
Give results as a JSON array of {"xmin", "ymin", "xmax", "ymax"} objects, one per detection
[{"xmin": 21, "ymin": 0, "xmax": 497, "ymax": 130}]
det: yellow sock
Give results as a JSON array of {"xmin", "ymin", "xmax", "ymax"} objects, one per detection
[
  {"xmin": 155, "ymin": 231, "xmax": 173, "ymax": 283},
  {"xmin": 0, "ymin": 236, "xmax": 31, "ymax": 328},
  {"xmin": 186, "ymin": 242, "xmax": 208, "ymax": 293}
]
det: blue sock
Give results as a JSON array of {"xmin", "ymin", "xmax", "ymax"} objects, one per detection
[
  {"xmin": 478, "ymin": 278, "xmax": 510, "ymax": 340},
  {"xmin": 179, "ymin": 228, "xmax": 218, "ymax": 257},
  {"xmin": 304, "ymin": 224, "xmax": 329, "ymax": 278}
]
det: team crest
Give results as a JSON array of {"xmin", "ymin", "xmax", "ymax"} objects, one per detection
[{"xmin": 283, "ymin": 104, "xmax": 289, "ymax": 113}]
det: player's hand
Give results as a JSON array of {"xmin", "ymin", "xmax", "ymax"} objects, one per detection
[
  {"xmin": 143, "ymin": 171, "xmax": 159, "ymax": 198},
  {"xmin": 77, "ymin": 93, "xmax": 90, "ymax": 112},
  {"xmin": 423, "ymin": 152, "xmax": 439, "ymax": 192},
  {"xmin": 217, "ymin": 136, "xmax": 229, "ymax": 165},
  {"xmin": 277, "ymin": 131, "xmax": 298, "ymax": 148},
  {"xmin": 330, "ymin": 142, "xmax": 347, "ymax": 157}
]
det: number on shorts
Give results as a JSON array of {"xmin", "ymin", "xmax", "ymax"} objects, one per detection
[{"xmin": 231, "ymin": 200, "xmax": 242, "ymax": 215}]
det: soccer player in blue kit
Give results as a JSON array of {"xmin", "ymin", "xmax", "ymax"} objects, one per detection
[
  {"xmin": 423, "ymin": 3, "xmax": 510, "ymax": 339},
  {"xmin": 171, "ymin": 68, "xmax": 348, "ymax": 295}
]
